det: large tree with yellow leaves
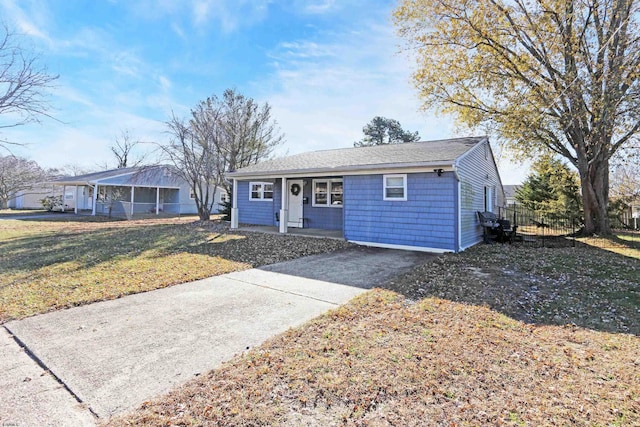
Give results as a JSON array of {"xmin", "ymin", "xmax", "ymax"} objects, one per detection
[{"xmin": 395, "ymin": 0, "xmax": 640, "ymax": 235}]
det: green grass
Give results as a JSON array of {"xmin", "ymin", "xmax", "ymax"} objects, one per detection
[
  {"xmin": 577, "ymin": 232, "xmax": 640, "ymax": 259},
  {"xmin": 0, "ymin": 216, "xmax": 349, "ymax": 323}
]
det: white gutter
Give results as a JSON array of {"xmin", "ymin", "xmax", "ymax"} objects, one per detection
[{"xmin": 228, "ymin": 163, "xmax": 457, "ymax": 181}]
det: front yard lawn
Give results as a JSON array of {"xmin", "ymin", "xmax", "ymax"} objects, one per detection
[
  {"xmin": 0, "ymin": 216, "xmax": 350, "ymax": 323},
  {"xmin": 3, "ymin": 216, "xmax": 638, "ymax": 425},
  {"xmin": 107, "ymin": 243, "xmax": 640, "ymax": 426}
]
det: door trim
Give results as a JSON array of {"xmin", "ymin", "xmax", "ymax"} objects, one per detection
[{"xmin": 287, "ymin": 179, "xmax": 304, "ymax": 228}]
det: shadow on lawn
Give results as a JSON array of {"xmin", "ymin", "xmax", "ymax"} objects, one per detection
[
  {"xmin": 0, "ymin": 222, "xmax": 204, "ymax": 277},
  {"xmin": 375, "ymin": 242, "xmax": 640, "ymax": 336},
  {"xmin": 0, "ymin": 219, "xmax": 350, "ymax": 285}
]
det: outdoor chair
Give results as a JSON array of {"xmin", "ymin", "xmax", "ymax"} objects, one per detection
[{"xmin": 477, "ymin": 211, "xmax": 517, "ymax": 243}]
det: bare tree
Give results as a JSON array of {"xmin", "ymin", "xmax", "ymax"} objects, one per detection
[
  {"xmin": 110, "ymin": 129, "xmax": 146, "ymax": 168},
  {"xmin": 0, "ymin": 155, "xmax": 48, "ymax": 208},
  {"xmin": 61, "ymin": 164, "xmax": 93, "ymax": 176},
  {"xmin": 162, "ymin": 89, "xmax": 284, "ymax": 221},
  {"xmin": 161, "ymin": 114, "xmax": 221, "ymax": 221},
  {"xmin": 0, "ymin": 24, "xmax": 58, "ymax": 148}
]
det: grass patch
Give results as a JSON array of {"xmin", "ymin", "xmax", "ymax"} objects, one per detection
[
  {"xmin": 107, "ymin": 289, "xmax": 640, "ymax": 426},
  {"xmin": 0, "ymin": 209, "xmax": 48, "ymax": 215},
  {"xmin": 106, "ymin": 243, "xmax": 640, "ymax": 426},
  {"xmin": 577, "ymin": 232, "xmax": 640, "ymax": 259},
  {"xmin": 0, "ymin": 217, "xmax": 350, "ymax": 323},
  {"xmin": 392, "ymin": 244, "xmax": 640, "ymax": 334}
]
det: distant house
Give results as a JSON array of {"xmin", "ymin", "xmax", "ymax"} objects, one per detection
[
  {"xmin": 503, "ymin": 185, "xmax": 521, "ymax": 206},
  {"xmin": 227, "ymin": 136, "xmax": 505, "ymax": 253},
  {"xmin": 48, "ymin": 166, "xmax": 226, "ymax": 218},
  {"xmin": 8, "ymin": 184, "xmax": 62, "ymax": 210},
  {"xmin": 615, "ymin": 197, "xmax": 640, "ymax": 229}
]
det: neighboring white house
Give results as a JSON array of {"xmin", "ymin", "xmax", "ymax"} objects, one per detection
[
  {"xmin": 503, "ymin": 185, "xmax": 521, "ymax": 206},
  {"xmin": 8, "ymin": 184, "xmax": 64, "ymax": 210},
  {"xmin": 48, "ymin": 166, "xmax": 226, "ymax": 218}
]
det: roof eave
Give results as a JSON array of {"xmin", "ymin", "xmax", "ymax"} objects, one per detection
[{"xmin": 227, "ymin": 160, "xmax": 457, "ymax": 180}]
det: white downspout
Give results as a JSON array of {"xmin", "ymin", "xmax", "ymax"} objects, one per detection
[
  {"xmin": 230, "ymin": 179, "xmax": 239, "ymax": 229},
  {"xmin": 156, "ymin": 187, "xmax": 160, "ymax": 215},
  {"xmin": 74, "ymin": 185, "xmax": 78, "ymax": 214},
  {"xmin": 61, "ymin": 185, "xmax": 66, "ymax": 212}
]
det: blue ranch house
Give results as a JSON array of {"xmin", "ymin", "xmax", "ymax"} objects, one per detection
[{"xmin": 227, "ymin": 136, "xmax": 504, "ymax": 253}]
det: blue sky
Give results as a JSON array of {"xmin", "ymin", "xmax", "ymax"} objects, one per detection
[{"xmin": 1, "ymin": 0, "xmax": 527, "ymax": 183}]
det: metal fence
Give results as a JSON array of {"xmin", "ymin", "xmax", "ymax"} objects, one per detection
[{"xmin": 497, "ymin": 205, "xmax": 640, "ymax": 250}]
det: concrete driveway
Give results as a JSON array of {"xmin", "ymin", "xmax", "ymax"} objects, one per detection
[{"xmin": 1, "ymin": 246, "xmax": 431, "ymax": 426}]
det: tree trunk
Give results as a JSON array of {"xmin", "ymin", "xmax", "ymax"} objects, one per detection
[
  {"xmin": 198, "ymin": 208, "xmax": 210, "ymax": 221},
  {"xmin": 579, "ymin": 158, "xmax": 611, "ymax": 236}
]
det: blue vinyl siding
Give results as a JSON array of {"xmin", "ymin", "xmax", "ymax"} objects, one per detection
[
  {"xmin": 343, "ymin": 173, "xmax": 457, "ymax": 251},
  {"xmin": 237, "ymin": 178, "xmax": 343, "ymax": 230},
  {"xmin": 301, "ymin": 178, "xmax": 343, "ymax": 230},
  {"xmin": 237, "ymin": 180, "xmax": 276, "ymax": 226},
  {"xmin": 456, "ymin": 140, "xmax": 503, "ymax": 250}
]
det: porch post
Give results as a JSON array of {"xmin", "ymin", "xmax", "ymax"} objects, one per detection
[
  {"xmin": 230, "ymin": 179, "xmax": 239, "ymax": 229},
  {"xmin": 279, "ymin": 177, "xmax": 288, "ymax": 233},
  {"xmin": 130, "ymin": 186, "xmax": 135, "ymax": 218},
  {"xmin": 92, "ymin": 185, "xmax": 97, "ymax": 216},
  {"xmin": 156, "ymin": 187, "xmax": 160, "ymax": 215},
  {"xmin": 74, "ymin": 185, "xmax": 78, "ymax": 214},
  {"xmin": 61, "ymin": 185, "xmax": 66, "ymax": 212}
]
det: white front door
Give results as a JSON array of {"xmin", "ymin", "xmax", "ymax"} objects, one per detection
[{"xmin": 287, "ymin": 179, "xmax": 304, "ymax": 228}]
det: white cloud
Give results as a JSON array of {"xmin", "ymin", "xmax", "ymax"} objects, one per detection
[
  {"xmin": 11, "ymin": 110, "xmax": 167, "ymax": 170},
  {"xmin": 290, "ymin": 0, "xmax": 339, "ymax": 15},
  {"xmin": 0, "ymin": 0, "xmax": 53, "ymax": 44},
  {"xmin": 170, "ymin": 22, "xmax": 186, "ymax": 40},
  {"xmin": 254, "ymin": 21, "xmax": 456, "ymax": 156},
  {"xmin": 254, "ymin": 18, "xmax": 528, "ymax": 182},
  {"xmin": 190, "ymin": 0, "xmax": 272, "ymax": 33}
]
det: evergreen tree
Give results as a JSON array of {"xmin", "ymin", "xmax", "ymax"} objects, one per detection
[
  {"xmin": 354, "ymin": 116, "xmax": 420, "ymax": 147},
  {"xmin": 516, "ymin": 155, "xmax": 581, "ymax": 221}
]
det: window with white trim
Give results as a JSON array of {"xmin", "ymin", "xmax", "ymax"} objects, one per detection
[
  {"xmin": 312, "ymin": 179, "xmax": 343, "ymax": 207},
  {"xmin": 249, "ymin": 182, "xmax": 273, "ymax": 201},
  {"xmin": 484, "ymin": 186, "xmax": 494, "ymax": 212},
  {"xmin": 383, "ymin": 174, "xmax": 407, "ymax": 201}
]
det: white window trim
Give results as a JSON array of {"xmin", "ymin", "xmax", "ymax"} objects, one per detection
[
  {"xmin": 312, "ymin": 178, "xmax": 343, "ymax": 208},
  {"xmin": 383, "ymin": 174, "xmax": 407, "ymax": 201},
  {"xmin": 249, "ymin": 181, "xmax": 274, "ymax": 201},
  {"xmin": 484, "ymin": 185, "xmax": 494, "ymax": 212}
]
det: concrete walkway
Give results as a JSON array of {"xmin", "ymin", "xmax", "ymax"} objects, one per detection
[{"xmin": 1, "ymin": 247, "xmax": 430, "ymax": 426}]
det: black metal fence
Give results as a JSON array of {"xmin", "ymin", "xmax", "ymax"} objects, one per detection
[{"xmin": 497, "ymin": 205, "xmax": 640, "ymax": 251}]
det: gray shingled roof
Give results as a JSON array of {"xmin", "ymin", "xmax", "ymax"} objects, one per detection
[
  {"xmin": 50, "ymin": 167, "xmax": 140, "ymax": 184},
  {"xmin": 49, "ymin": 165, "xmax": 174, "ymax": 185},
  {"xmin": 503, "ymin": 185, "xmax": 522, "ymax": 199},
  {"xmin": 228, "ymin": 136, "xmax": 486, "ymax": 177}
]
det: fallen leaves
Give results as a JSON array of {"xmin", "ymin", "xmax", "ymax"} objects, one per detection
[
  {"xmin": 0, "ymin": 217, "xmax": 350, "ymax": 323},
  {"xmin": 105, "ymin": 290, "xmax": 640, "ymax": 426}
]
